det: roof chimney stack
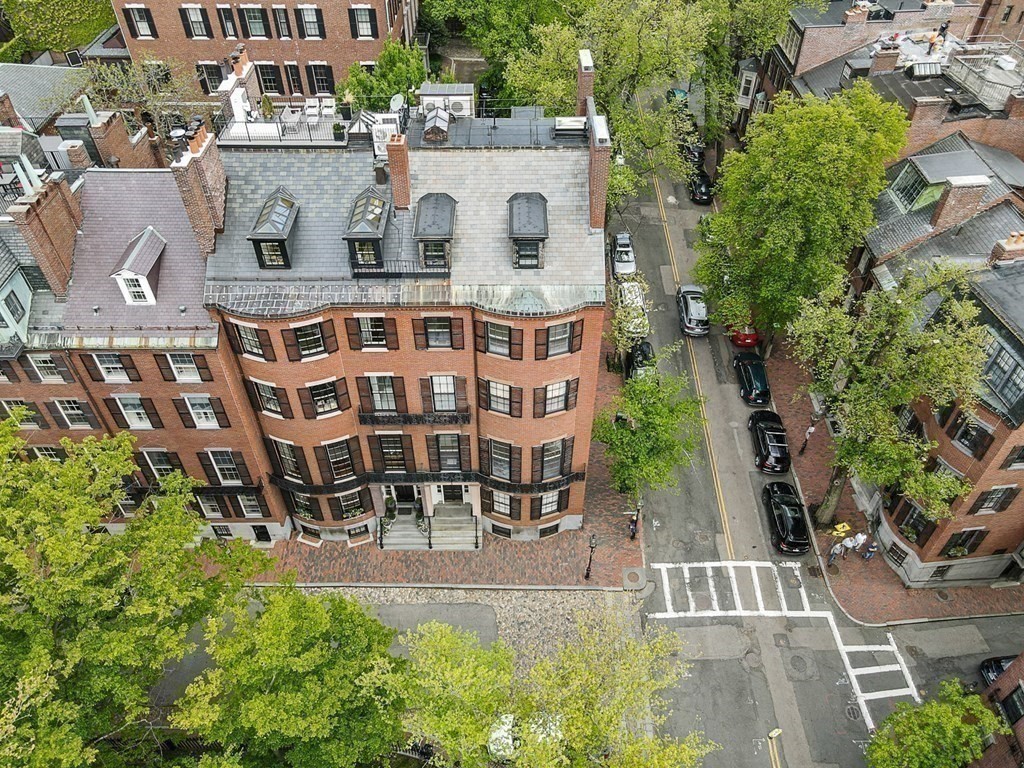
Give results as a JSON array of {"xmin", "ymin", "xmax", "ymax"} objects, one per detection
[
  {"xmin": 170, "ymin": 116, "xmax": 225, "ymax": 255},
  {"xmin": 585, "ymin": 95, "xmax": 611, "ymax": 231},
  {"xmin": 990, "ymin": 231, "xmax": 1024, "ymax": 264},
  {"xmin": 930, "ymin": 175, "xmax": 990, "ymax": 233},
  {"xmin": 577, "ymin": 50, "xmax": 595, "ymax": 117},
  {"xmin": 386, "ymin": 133, "xmax": 410, "ymax": 210},
  {"xmin": 8, "ymin": 172, "xmax": 83, "ymax": 297}
]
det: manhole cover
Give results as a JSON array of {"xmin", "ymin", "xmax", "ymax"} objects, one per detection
[
  {"xmin": 695, "ymin": 531, "xmax": 712, "ymax": 544},
  {"xmin": 790, "ymin": 655, "xmax": 807, "ymax": 673},
  {"xmin": 846, "ymin": 705, "xmax": 862, "ymax": 721},
  {"xmin": 625, "ymin": 571, "xmax": 642, "ymax": 584},
  {"xmin": 743, "ymin": 651, "xmax": 762, "ymax": 670},
  {"xmin": 786, "ymin": 575, "xmax": 801, "ymax": 589},
  {"xmin": 808, "ymin": 565, "xmax": 822, "ymax": 579},
  {"xmin": 936, "ymin": 590, "xmax": 950, "ymax": 602}
]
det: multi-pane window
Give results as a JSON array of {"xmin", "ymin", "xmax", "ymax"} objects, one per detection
[
  {"xmin": 185, "ymin": 396, "xmax": 219, "ymax": 428},
  {"xmin": 274, "ymin": 7, "xmax": 291, "ymax": 36},
  {"xmin": 954, "ymin": 418, "xmax": 993, "ymax": 457},
  {"xmin": 28, "ymin": 355, "xmax": 63, "ymax": 382},
  {"xmin": 540, "ymin": 492, "xmax": 559, "ymax": 516},
  {"xmin": 437, "ymin": 434, "xmax": 461, "ymax": 470},
  {"xmin": 890, "ymin": 166, "xmax": 927, "ymax": 211},
  {"xmin": 219, "ymin": 7, "xmax": 237, "ymax": 36},
  {"xmin": 353, "ymin": 7, "xmax": 373, "ymax": 36},
  {"xmin": 186, "ymin": 7, "xmax": 207, "ymax": 36},
  {"xmin": 295, "ymin": 324, "xmax": 326, "ymax": 356},
  {"xmin": 169, "ymin": 353, "xmax": 201, "ymax": 382},
  {"xmin": 545, "ymin": 381, "xmax": 568, "ymax": 414},
  {"xmin": 337, "ymin": 491, "xmax": 363, "ymax": 518},
  {"xmin": 56, "ymin": 399, "xmax": 91, "ymax": 427},
  {"xmin": 978, "ymin": 487, "xmax": 1016, "ymax": 512},
  {"xmin": 292, "ymin": 492, "xmax": 315, "ymax": 519},
  {"xmin": 310, "ymin": 382, "xmax": 340, "ymax": 414},
  {"xmin": 254, "ymin": 381, "xmax": 281, "ymax": 414},
  {"xmin": 198, "ymin": 63, "xmax": 224, "ymax": 93},
  {"xmin": 359, "ymin": 317, "xmax": 387, "ymax": 347},
  {"xmin": 144, "ymin": 450, "xmax": 176, "ymax": 478},
  {"xmin": 486, "ymin": 323, "xmax": 511, "ymax": 356},
  {"xmin": 431, "ymin": 376, "xmax": 456, "ymax": 412},
  {"xmin": 370, "ymin": 377, "xmax": 397, "ymax": 411},
  {"xmin": 2, "ymin": 399, "xmax": 34, "ymax": 427},
  {"xmin": 260, "ymin": 241, "xmax": 285, "ymax": 267},
  {"xmin": 354, "ymin": 241, "xmax": 376, "ymax": 265},
  {"xmin": 422, "ymin": 242, "xmax": 447, "ymax": 268},
  {"xmin": 211, "ymin": 524, "xmax": 232, "ymax": 538},
  {"xmin": 379, "ymin": 435, "xmax": 406, "ymax": 472},
  {"xmin": 285, "ymin": 63, "xmax": 303, "ymax": 94},
  {"xmin": 300, "ymin": 7, "xmax": 321, "ymax": 36},
  {"xmin": 986, "ymin": 338, "xmax": 1024, "ymax": 407},
  {"xmin": 274, "ymin": 441, "xmax": 302, "ymax": 479},
  {"xmin": 95, "ymin": 353, "xmax": 129, "ymax": 382},
  {"xmin": 542, "ymin": 441, "xmax": 563, "ymax": 480},
  {"xmin": 238, "ymin": 494, "xmax": 263, "ymax": 518},
  {"xmin": 514, "ymin": 240, "xmax": 540, "ymax": 268},
  {"xmin": 243, "ymin": 7, "xmax": 267, "ymax": 36},
  {"xmin": 122, "ymin": 277, "xmax": 149, "ymax": 303},
  {"xmin": 325, "ymin": 440, "xmax": 355, "ymax": 478},
  {"xmin": 117, "ymin": 498, "xmax": 138, "ymax": 517},
  {"xmin": 209, "ymin": 450, "xmax": 241, "ymax": 484},
  {"xmin": 425, "ymin": 318, "xmax": 452, "ymax": 347},
  {"xmin": 5, "ymin": 293, "xmax": 25, "ymax": 322},
  {"xmin": 547, "ymin": 323, "xmax": 572, "ymax": 357},
  {"xmin": 493, "ymin": 492, "xmax": 511, "ymax": 516},
  {"xmin": 236, "ymin": 325, "xmax": 265, "ymax": 357},
  {"xmin": 199, "ymin": 496, "xmax": 224, "ymax": 518},
  {"xmin": 130, "ymin": 7, "xmax": 154, "ymax": 36},
  {"xmin": 491, "ymin": 440, "xmax": 511, "ymax": 480},
  {"xmin": 1002, "ymin": 4, "xmax": 1014, "ymax": 22},
  {"xmin": 311, "ymin": 64, "xmax": 332, "ymax": 94},
  {"xmin": 1002, "ymin": 685, "xmax": 1024, "ymax": 725},
  {"xmin": 117, "ymin": 396, "xmax": 152, "ymax": 428},
  {"xmin": 489, "ymin": 381, "xmax": 511, "ymax": 414},
  {"xmin": 778, "ymin": 23, "xmax": 801, "ymax": 65},
  {"xmin": 32, "ymin": 446, "xmax": 62, "ymax": 461},
  {"xmin": 256, "ymin": 64, "xmax": 281, "ymax": 94}
]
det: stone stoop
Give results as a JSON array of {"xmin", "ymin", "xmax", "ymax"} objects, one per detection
[{"xmin": 383, "ymin": 513, "xmax": 478, "ymax": 551}]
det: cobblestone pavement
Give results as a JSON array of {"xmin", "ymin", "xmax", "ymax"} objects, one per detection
[
  {"xmin": 768, "ymin": 339, "xmax": 1024, "ymax": 624},
  {"xmin": 260, "ymin": 314, "xmax": 644, "ymax": 589}
]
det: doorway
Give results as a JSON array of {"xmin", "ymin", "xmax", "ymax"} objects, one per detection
[
  {"xmin": 442, "ymin": 485, "xmax": 464, "ymax": 504},
  {"xmin": 253, "ymin": 525, "xmax": 271, "ymax": 542},
  {"xmin": 394, "ymin": 485, "xmax": 417, "ymax": 503}
]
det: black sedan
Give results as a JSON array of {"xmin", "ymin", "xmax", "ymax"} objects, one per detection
[
  {"xmin": 688, "ymin": 169, "xmax": 713, "ymax": 205},
  {"xmin": 981, "ymin": 656, "xmax": 1018, "ymax": 686},
  {"xmin": 762, "ymin": 482, "xmax": 810, "ymax": 555},
  {"xmin": 733, "ymin": 352, "xmax": 771, "ymax": 406},
  {"xmin": 625, "ymin": 340, "xmax": 656, "ymax": 379},
  {"xmin": 748, "ymin": 410, "xmax": 791, "ymax": 474}
]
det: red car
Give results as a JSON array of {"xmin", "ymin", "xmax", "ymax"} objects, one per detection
[{"xmin": 730, "ymin": 325, "xmax": 759, "ymax": 348}]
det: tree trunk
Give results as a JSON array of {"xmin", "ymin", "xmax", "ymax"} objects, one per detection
[{"xmin": 815, "ymin": 465, "xmax": 850, "ymax": 527}]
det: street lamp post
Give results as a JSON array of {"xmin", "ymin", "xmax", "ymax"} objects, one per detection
[{"xmin": 584, "ymin": 534, "xmax": 598, "ymax": 580}]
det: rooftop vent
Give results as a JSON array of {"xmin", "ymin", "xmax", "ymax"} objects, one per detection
[
  {"xmin": 910, "ymin": 60, "xmax": 943, "ymax": 79},
  {"xmin": 553, "ymin": 116, "xmax": 588, "ymax": 139},
  {"xmin": 423, "ymin": 108, "xmax": 450, "ymax": 142}
]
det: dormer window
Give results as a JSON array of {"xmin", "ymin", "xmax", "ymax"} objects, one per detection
[
  {"xmin": 248, "ymin": 186, "xmax": 299, "ymax": 269},
  {"xmin": 414, "ymin": 193, "xmax": 456, "ymax": 271},
  {"xmin": 110, "ymin": 226, "xmax": 165, "ymax": 306},
  {"xmin": 346, "ymin": 186, "xmax": 390, "ymax": 272},
  {"xmin": 508, "ymin": 193, "xmax": 548, "ymax": 269}
]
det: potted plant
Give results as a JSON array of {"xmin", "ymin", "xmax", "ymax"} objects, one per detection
[
  {"xmin": 415, "ymin": 500, "xmax": 427, "ymax": 534},
  {"xmin": 946, "ymin": 545, "xmax": 969, "ymax": 558},
  {"xmin": 332, "ymin": 122, "xmax": 345, "ymax": 141},
  {"xmin": 899, "ymin": 525, "xmax": 918, "ymax": 543},
  {"xmin": 260, "ymin": 94, "xmax": 274, "ymax": 120}
]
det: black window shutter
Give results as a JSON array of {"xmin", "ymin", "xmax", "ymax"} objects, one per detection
[
  {"xmin": 141, "ymin": 399, "xmax": 162, "ymax": 429},
  {"xmin": 917, "ymin": 520, "xmax": 937, "ymax": 547},
  {"xmin": 45, "ymin": 402, "xmax": 68, "ymax": 429},
  {"xmin": 531, "ymin": 445, "xmax": 543, "ymax": 483},
  {"xmin": 1001, "ymin": 447, "xmax": 1024, "ymax": 470},
  {"xmin": 144, "ymin": 9, "xmax": 157, "ymax": 37},
  {"xmin": 224, "ymin": 321, "xmax": 242, "ymax": 353},
  {"xmin": 511, "ymin": 445, "xmax": 522, "ymax": 482},
  {"xmin": 272, "ymin": 65, "xmax": 283, "ymax": 94},
  {"xmin": 345, "ymin": 318, "xmax": 362, "ymax": 349},
  {"xmin": 180, "ymin": 8, "xmax": 194, "ymax": 38},
  {"xmin": 136, "ymin": 452, "xmax": 157, "ymax": 485},
  {"xmin": 566, "ymin": 378, "xmax": 579, "ymax": 410},
  {"xmin": 571, "ymin": 319, "xmax": 584, "ymax": 352},
  {"xmin": 243, "ymin": 379, "xmax": 260, "ymax": 412},
  {"xmin": 322, "ymin": 320, "xmax": 339, "ymax": 353},
  {"xmin": 154, "ymin": 353, "xmax": 175, "ymax": 381},
  {"xmin": 561, "ymin": 436, "xmax": 574, "ymax": 475},
  {"xmin": 53, "ymin": 355, "xmax": 75, "ymax": 383},
  {"xmin": 234, "ymin": 453, "xmax": 253, "ymax": 485},
  {"xmin": 420, "ymin": 378, "xmax": 434, "ymax": 414},
  {"xmin": 481, "ymin": 487, "xmax": 493, "ymax": 514},
  {"xmin": 384, "ymin": 318, "xmax": 399, "ymax": 350},
  {"xmin": 19, "ymin": 356, "xmax": 40, "ymax": 382},
  {"xmin": 426, "ymin": 435, "xmax": 440, "ymax": 472},
  {"xmin": 535, "ymin": 328, "xmax": 549, "ymax": 360},
  {"xmin": 27, "ymin": 403, "xmax": 48, "ymax": 430},
  {"xmin": 105, "ymin": 398, "xmax": 129, "ymax": 429},
  {"xmin": 260, "ymin": 8, "xmax": 272, "ymax": 36},
  {"xmin": 533, "ymin": 387, "xmax": 546, "ymax": 419},
  {"xmin": 315, "ymin": 8, "xmax": 325, "ymax": 37},
  {"xmin": 510, "ymin": 386, "xmax": 523, "ymax": 418},
  {"xmin": 315, "ymin": 445, "xmax": 334, "ymax": 483},
  {"xmin": 295, "ymin": 8, "xmax": 307, "ymax": 37},
  {"xmin": 349, "ymin": 437, "xmax": 365, "ymax": 474},
  {"xmin": 558, "ymin": 487, "xmax": 570, "ymax": 511},
  {"xmin": 357, "ymin": 377, "xmax": 373, "ymax": 412},
  {"xmin": 328, "ymin": 496, "xmax": 344, "ymax": 520},
  {"xmin": 173, "ymin": 398, "xmax": 196, "ymax": 428},
  {"xmin": 0, "ymin": 361, "xmax": 19, "ymax": 382},
  {"xmin": 306, "ymin": 65, "xmax": 317, "ymax": 95},
  {"xmin": 530, "ymin": 496, "xmax": 542, "ymax": 520},
  {"xmin": 402, "ymin": 434, "xmax": 416, "ymax": 472},
  {"xmin": 975, "ymin": 430, "xmax": 994, "ymax": 459},
  {"xmin": 337, "ymin": 379, "xmax": 351, "ymax": 411},
  {"xmin": 80, "ymin": 354, "xmax": 102, "ymax": 381},
  {"xmin": 510, "ymin": 328, "xmax": 523, "ymax": 360},
  {"xmin": 393, "ymin": 377, "xmax": 408, "ymax": 413},
  {"xmin": 257, "ymin": 493, "xmax": 271, "ymax": 517},
  {"xmin": 999, "ymin": 487, "xmax": 1021, "ymax": 511},
  {"xmin": 945, "ymin": 410, "xmax": 964, "ymax": 438},
  {"xmin": 455, "ymin": 377, "xmax": 469, "ymax": 413},
  {"xmin": 510, "ymin": 496, "xmax": 521, "ymax": 520},
  {"xmin": 474, "ymin": 320, "xmax": 486, "ymax": 352},
  {"xmin": 299, "ymin": 387, "xmax": 316, "ymax": 419},
  {"xmin": 459, "ymin": 434, "xmax": 471, "ymax": 471},
  {"xmin": 967, "ymin": 530, "xmax": 989, "ymax": 554},
  {"xmin": 294, "ymin": 445, "xmax": 313, "ymax": 484},
  {"xmin": 263, "ymin": 437, "xmax": 284, "ymax": 476},
  {"xmin": 282, "ymin": 329, "xmax": 301, "ymax": 361},
  {"xmin": 167, "ymin": 452, "xmax": 184, "ymax": 473},
  {"xmin": 967, "ymin": 495, "xmax": 988, "ymax": 515},
  {"xmin": 359, "ymin": 486, "xmax": 374, "ymax": 514},
  {"xmin": 256, "ymin": 329, "xmax": 276, "ymax": 360},
  {"xmin": 219, "ymin": 8, "xmax": 235, "ymax": 37},
  {"xmin": 197, "ymin": 452, "xmax": 220, "ymax": 485},
  {"xmin": 323, "ymin": 65, "xmax": 335, "ymax": 94},
  {"xmin": 367, "ymin": 9, "xmax": 377, "ymax": 37},
  {"xmin": 123, "ymin": 9, "xmax": 139, "ymax": 37},
  {"xmin": 120, "ymin": 354, "xmax": 142, "ymax": 382},
  {"xmin": 368, "ymin": 435, "xmax": 384, "ymax": 472},
  {"xmin": 210, "ymin": 398, "xmax": 230, "ymax": 428},
  {"xmin": 451, "ymin": 318, "xmax": 465, "ymax": 349},
  {"xmin": 238, "ymin": 8, "xmax": 250, "ymax": 38},
  {"xmin": 477, "ymin": 379, "xmax": 489, "ymax": 411},
  {"xmin": 200, "ymin": 7, "xmax": 212, "ymax": 36},
  {"xmin": 81, "ymin": 402, "xmax": 101, "ymax": 429},
  {"xmin": 194, "ymin": 354, "xmax": 213, "ymax": 381},
  {"xmin": 478, "ymin": 436, "xmax": 491, "ymax": 475},
  {"xmin": 413, "ymin": 319, "xmax": 427, "ymax": 349},
  {"xmin": 275, "ymin": 388, "xmax": 294, "ymax": 419},
  {"xmin": 274, "ymin": 8, "xmax": 288, "ymax": 37},
  {"xmin": 348, "ymin": 8, "xmax": 358, "ymax": 37}
]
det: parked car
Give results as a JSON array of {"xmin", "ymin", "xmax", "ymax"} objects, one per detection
[
  {"xmin": 730, "ymin": 324, "xmax": 760, "ymax": 348},
  {"xmin": 981, "ymin": 656, "xmax": 1018, "ymax": 686},
  {"xmin": 666, "ymin": 88, "xmax": 688, "ymax": 105},
  {"xmin": 733, "ymin": 352, "xmax": 771, "ymax": 406},
  {"xmin": 688, "ymin": 169, "xmax": 713, "ymax": 205},
  {"xmin": 625, "ymin": 340, "xmax": 656, "ymax": 379},
  {"xmin": 609, "ymin": 232, "xmax": 637, "ymax": 279},
  {"xmin": 748, "ymin": 410, "xmax": 791, "ymax": 474},
  {"xmin": 680, "ymin": 142, "xmax": 705, "ymax": 169},
  {"xmin": 616, "ymin": 280, "xmax": 650, "ymax": 340},
  {"xmin": 676, "ymin": 285, "xmax": 709, "ymax": 336},
  {"xmin": 762, "ymin": 481, "xmax": 810, "ymax": 555}
]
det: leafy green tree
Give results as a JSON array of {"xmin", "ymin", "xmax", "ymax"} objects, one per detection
[
  {"xmin": 341, "ymin": 40, "xmax": 428, "ymax": 111},
  {"xmin": 593, "ymin": 370, "xmax": 705, "ymax": 500},
  {"xmin": 399, "ymin": 621, "xmax": 514, "ymax": 768},
  {"xmin": 173, "ymin": 587, "xmax": 405, "ymax": 768},
  {"xmin": 607, "ymin": 273, "xmax": 653, "ymax": 353},
  {"xmin": 0, "ymin": 418, "xmax": 266, "ymax": 768},
  {"xmin": 4, "ymin": 0, "xmax": 115, "ymax": 51},
  {"xmin": 791, "ymin": 263, "xmax": 987, "ymax": 524},
  {"xmin": 866, "ymin": 680, "xmax": 1007, "ymax": 768},
  {"xmin": 694, "ymin": 81, "xmax": 907, "ymax": 333},
  {"xmin": 421, "ymin": 0, "xmax": 565, "ymax": 64}
]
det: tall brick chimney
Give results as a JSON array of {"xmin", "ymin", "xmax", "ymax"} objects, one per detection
[
  {"xmin": 843, "ymin": 5, "xmax": 868, "ymax": 25},
  {"xmin": 577, "ymin": 49, "xmax": 595, "ymax": 118},
  {"xmin": 871, "ymin": 45, "xmax": 902, "ymax": 74},
  {"xmin": 586, "ymin": 96, "xmax": 611, "ymax": 231},
  {"xmin": 930, "ymin": 175, "xmax": 990, "ymax": 232},
  {"xmin": 8, "ymin": 172, "xmax": 83, "ymax": 297},
  {"xmin": 171, "ymin": 120, "xmax": 226, "ymax": 255},
  {"xmin": 990, "ymin": 232, "xmax": 1024, "ymax": 264},
  {"xmin": 386, "ymin": 133, "xmax": 410, "ymax": 210}
]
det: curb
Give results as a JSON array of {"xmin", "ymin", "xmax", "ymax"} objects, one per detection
[{"xmin": 254, "ymin": 581, "xmax": 625, "ymax": 592}]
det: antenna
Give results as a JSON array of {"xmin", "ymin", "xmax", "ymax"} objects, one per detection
[{"xmin": 389, "ymin": 93, "xmax": 405, "ymax": 113}]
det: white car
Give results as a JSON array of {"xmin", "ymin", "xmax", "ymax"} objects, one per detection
[
  {"xmin": 610, "ymin": 232, "xmax": 637, "ymax": 279},
  {"xmin": 676, "ymin": 284, "xmax": 709, "ymax": 336},
  {"xmin": 617, "ymin": 280, "xmax": 650, "ymax": 339}
]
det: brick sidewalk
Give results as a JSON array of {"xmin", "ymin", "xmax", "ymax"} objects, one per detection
[
  {"xmin": 768, "ymin": 339, "xmax": 1024, "ymax": 625},
  {"xmin": 259, "ymin": 312, "xmax": 643, "ymax": 589}
]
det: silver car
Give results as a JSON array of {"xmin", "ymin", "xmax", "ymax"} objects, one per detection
[
  {"xmin": 676, "ymin": 284, "xmax": 709, "ymax": 336},
  {"xmin": 617, "ymin": 280, "xmax": 650, "ymax": 339},
  {"xmin": 610, "ymin": 232, "xmax": 637, "ymax": 279}
]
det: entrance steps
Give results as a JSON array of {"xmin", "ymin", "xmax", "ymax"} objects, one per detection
[{"xmin": 382, "ymin": 509, "xmax": 478, "ymax": 551}]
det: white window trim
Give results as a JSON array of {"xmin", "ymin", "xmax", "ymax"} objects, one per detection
[
  {"xmin": 184, "ymin": 394, "xmax": 220, "ymax": 429},
  {"xmin": 142, "ymin": 449, "xmax": 173, "ymax": 479},
  {"xmin": 116, "ymin": 395, "xmax": 152, "ymax": 430},
  {"xmin": 2, "ymin": 399, "xmax": 37, "ymax": 429},
  {"xmin": 238, "ymin": 494, "xmax": 264, "ymax": 518},
  {"xmin": 168, "ymin": 352, "xmax": 202, "ymax": 382},
  {"xmin": 113, "ymin": 271, "xmax": 156, "ymax": 305},
  {"xmin": 56, "ymin": 398, "xmax": 91, "ymax": 430},
  {"xmin": 198, "ymin": 495, "xmax": 224, "ymax": 518},
  {"xmin": 28, "ymin": 354, "xmax": 64, "ymax": 383},
  {"xmin": 93, "ymin": 353, "xmax": 130, "ymax": 383},
  {"xmin": 207, "ymin": 449, "xmax": 242, "ymax": 485}
]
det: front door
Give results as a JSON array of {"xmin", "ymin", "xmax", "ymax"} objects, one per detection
[
  {"xmin": 442, "ymin": 485, "xmax": 463, "ymax": 504},
  {"xmin": 394, "ymin": 485, "xmax": 417, "ymax": 503},
  {"xmin": 253, "ymin": 525, "xmax": 271, "ymax": 542}
]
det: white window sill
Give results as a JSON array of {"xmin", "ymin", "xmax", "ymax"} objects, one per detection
[
  {"xmin": 176, "ymin": 377, "xmax": 204, "ymax": 384},
  {"xmin": 241, "ymin": 353, "xmax": 268, "ymax": 363},
  {"xmin": 300, "ymin": 353, "xmax": 329, "ymax": 362},
  {"xmin": 356, "ymin": 36, "xmax": 375, "ymax": 40},
  {"xmin": 219, "ymin": 480, "xmax": 243, "ymax": 486},
  {"xmin": 128, "ymin": 425, "xmax": 154, "ymax": 431},
  {"xmin": 360, "ymin": 347, "xmax": 389, "ymax": 352},
  {"xmin": 248, "ymin": 36, "xmax": 269, "ymax": 40},
  {"xmin": 261, "ymin": 411, "xmax": 285, "ymax": 420},
  {"xmin": 195, "ymin": 424, "xmax": 222, "ymax": 430},
  {"xmin": 104, "ymin": 377, "xmax": 131, "ymax": 384},
  {"xmin": 316, "ymin": 411, "xmax": 342, "ymax": 420},
  {"xmin": 67, "ymin": 424, "xmax": 92, "ymax": 430}
]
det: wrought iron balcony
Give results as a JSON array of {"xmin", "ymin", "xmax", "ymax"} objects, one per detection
[{"xmin": 358, "ymin": 411, "xmax": 471, "ymax": 426}]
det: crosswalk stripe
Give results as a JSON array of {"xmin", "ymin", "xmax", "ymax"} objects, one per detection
[{"xmin": 851, "ymin": 664, "xmax": 903, "ymax": 675}]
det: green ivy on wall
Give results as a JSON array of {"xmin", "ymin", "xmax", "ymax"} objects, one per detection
[{"xmin": 5, "ymin": 0, "xmax": 116, "ymax": 52}]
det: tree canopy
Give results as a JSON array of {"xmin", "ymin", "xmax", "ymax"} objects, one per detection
[
  {"xmin": 694, "ymin": 81, "xmax": 908, "ymax": 332},
  {"xmin": 4, "ymin": 0, "xmax": 115, "ymax": 52},
  {"xmin": 866, "ymin": 680, "xmax": 1008, "ymax": 768},
  {"xmin": 421, "ymin": 0, "xmax": 565, "ymax": 65},
  {"xmin": 790, "ymin": 263, "xmax": 987, "ymax": 522},
  {"xmin": 341, "ymin": 40, "xmax": 429, "ymax": 111}
]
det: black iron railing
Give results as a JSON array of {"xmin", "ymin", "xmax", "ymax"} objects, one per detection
[{"xmin": 358, "ymin": 411, "xmax": 470, "ymax": 426}]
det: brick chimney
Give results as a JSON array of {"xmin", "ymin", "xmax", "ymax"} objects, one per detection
[
  {"xmin": 990, "ymin": 232, "xmax": 1024, "ymax": 264},
  {"xmin": 577, "ymin": 49, "xmax": 595, "ymax": 117},
  {"xmin": 8, "ymin": 172, "xmax": 83, "ymax": 297},
  {"xmin": 62, "ymin": 140, "xmax": 93, "ymax": 170},
  {"xmin": 871, "ymin": 45, "xmax": 902, "ymax": 74},
  {"xmin": 843, "ymin": 5, "xmax": 868, "ymax": 25},
  {"xmin": 586, "ymin": 97, "xmax": 611, "ymax": 230},
  {"xmin": 171, "ymin": 119, "xmax": 226, "ymax": 255},
  {"xmin": 219, "ymin": 44, "xmax": 261, "ymax": 117},
  {"xmin": 0, "ymin": 92, "xmax": 18, "ymax": 127},
  {"xmin": 930, "ymin": 176, "xmax": 990, "ymax": 232},
  {"xmin": 386, "ymin": 133, "xmax": 410, "ymax": 210},
  {"xmin": 89, "ymin": 111, "xmax": 162, "ymax": 169}
]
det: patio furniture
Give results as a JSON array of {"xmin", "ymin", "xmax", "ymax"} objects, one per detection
[
  {"xmin": 320, "ymin": 98, "xmax": 336, "ymax": 119},
  {"xmin": 280, "ymin": 108, "xmax": 301, "ymax": 135},
  {"xmin": 304, "ymin": 98, "xmax": 320, "ymax": 118}
]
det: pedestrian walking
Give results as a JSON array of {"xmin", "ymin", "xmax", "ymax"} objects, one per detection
[
  {"xmin": 862, "ymin": 541, "xmax": 879, "ymax": 560},
  {"xmin": 853, "ymin": 531, "xmax": 868, "ymax": 552},
  {"xmin": 827, "ymin": 541, "xmax": 844, "ymax": 567},
  {"xmin": 841, "ymin": 536, "xmax": 857, "ymax": 559},
  {"xmin": 798, "ymin": 424, "xmax": 815, "ymax": 456}
]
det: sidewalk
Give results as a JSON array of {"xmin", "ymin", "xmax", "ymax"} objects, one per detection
[
  {"xmin": 767, "ymin": 339, "xmax": 1024, "ymax": 625},
  {"xmin": 259, "ymin": 311, "xmax": 643, "ymax": 589}
]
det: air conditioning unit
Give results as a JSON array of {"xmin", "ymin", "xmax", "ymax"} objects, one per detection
[{"xmin": 419, "ymin": 83, "xmax": 475, "ymax": 117}]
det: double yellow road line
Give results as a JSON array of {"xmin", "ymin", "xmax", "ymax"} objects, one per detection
[{"xmin": 634, "ymin": 97, "xmax": 734, "ymax": 560}]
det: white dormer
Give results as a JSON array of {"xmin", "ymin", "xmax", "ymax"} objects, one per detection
[{"xmin": 110, "ymin": 226, "xmax": 166, "ymax": 305}]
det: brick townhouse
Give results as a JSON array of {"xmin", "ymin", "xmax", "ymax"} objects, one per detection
[
  {"xmin": 976, "ymin": 652, "xmax": 1024, "ymax": 767},
  {"xmin": 0, "ymin": 49, "xmax": 611, "ymax": 549},
  {"xmin": 110, "ymin": 0, "xmax": 418, "ymax": 99},
  {"xmin": 840, "ymin": 132, "xmax": 1024, "ymax": 586},
  {"xmin": 971, "ymin": 0, "xmax": 1024, "ymax": 41}
]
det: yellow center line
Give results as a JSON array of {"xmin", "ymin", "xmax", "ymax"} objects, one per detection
[
  {"xmin": 635, "ymin": 96, "xmax": 735, "ymax": 560},
  {"xmin": 768, "ymin": 735, "xmax": 783, "ymax": 768}
]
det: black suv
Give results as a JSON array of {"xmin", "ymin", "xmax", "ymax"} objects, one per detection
[
  {"xmin": 625, "ymin": 341, "xmax": 656, "ymax": 379},
  {"xmin": 748, "ymin": 410, "xmax": 791, "ymax": 473},
  {"xmin": 762, "ymin": 482, "xmax": 810, "ymax": 555},
  {"xmin": 733, "ymin": 352, "xmax": 771, "ymax": 406}
]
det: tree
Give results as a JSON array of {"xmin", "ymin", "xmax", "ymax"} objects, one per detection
[
  {"xmin": 790, "ymin": 263, "xmax": 988, "ymax": 524},
  {"xmin": 421, "ymin": 0, "xmax": 565, "ymax": 65},
  {"xmin": 593, "ymin": 370, "xmax": 705, "ymax": 500},
  {"xmin": 4, "ymin": 0, "xmax": 115, "ymax": 52},
  {"xmin": 866, "ymin": 680, "xmax": 1007, "ymax": 768},
  {"xmin": 0, "ymin": 418, "xmax": 267, "ymax": 768},
  {"xmin": 399, "ymin": 621, "xmax": 515, "ymax": 768},
  {"xmin": 341, "ymin": 40, "xmax": 428, "ymax": 111},
  {"xmin": 607, "ymin": 273, "xmax": 653, "ymax": 354},
  {"xmin": 694, "ymin": 81, "xmax": 908, "ymax": 334},
  {"xmin": 172, "ymin": 587, "xmax": 405, "ymax": 768}
]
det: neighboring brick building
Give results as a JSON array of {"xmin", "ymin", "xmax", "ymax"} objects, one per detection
[
  {"xmin": 843, "ymin": 133, "xmax": 1024, "ymax": 586},
  {"xmin": 0, "ymin": 50, "xmax": 611, "ymax": 551},
  {"xmin": 110, "ymin": 0, "xmax": 418, "ymax": 99},
  {"xmin": 974, "ymin": 651, "xmax": 1024, "ymax": 767},
  {"xmin": 971, "ymin": 0, "xmax": 1024, "ymax": 43}
]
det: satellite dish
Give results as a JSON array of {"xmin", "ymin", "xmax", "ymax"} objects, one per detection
[{"xmin": 389, "ymin": 93, "xmax": 405, "ymax": 112}]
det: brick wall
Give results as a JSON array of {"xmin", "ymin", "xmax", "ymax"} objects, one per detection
[
  {"xmin": 971, "ymin": 0, "xmax": 1024, "ymax": 41},
  {"xmin": 904, "ymin": 97, "xmax": 1024, "ymax": 159},
  {"xmin": 8, "ymin": 174, "xmax": 82, "ymax": 297},
  {"xmin": 977, "ymin": 651, "xmax": 1024, "ymax": 768},
  {"xmin": 89, "ymin": 111, "xmax": 164, "ymax": 169}
]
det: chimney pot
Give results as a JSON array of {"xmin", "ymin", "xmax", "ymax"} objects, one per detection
[
  {"xmin": 576, "ymin": 50, "xmax": 595, "ymax": 118},
  {"xmin": 386, "ymin": 134, "xmax": 410, "ymax": 210},
  {"xmin": 930, "ymin": 175, "xmax": 991, "ymax": 232}
]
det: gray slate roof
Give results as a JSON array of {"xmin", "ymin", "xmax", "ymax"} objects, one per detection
[
  {"xmin": 80, "ymin": 26, "xmax": 130, "ymax": 60},
  {"xmin": 113, "ymin": 226, "xmax": 166, "ymax": 276},
  {"xmin": 507, "ymin": 192, "xmax": 548, "ymax": 238},
  {"xmin": 911, "ymin": 150, "xmax": 990, "ymax": 183},
  {"xmin": 413, "ymin": 193, "xmax": 456, "ymax": 239},
  {"xmin": 63, "ymin": 169, "xmax": 214, "ymax": 334},
  {"xmin": 0, "ymin": 64, "xmax": 83, "ymax": 130}
]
